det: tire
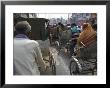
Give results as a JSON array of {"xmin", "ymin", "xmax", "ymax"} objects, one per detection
[
  {"xmin": 69, "ymin": 60, "xmax": 79, "ymax": 75},
  {"xmin": 49, "ymin": 58, "xmax": 52, "ymax": 67},
  {"xmin": 92, "ymin": 62, "xmax": 97, "ymax": 75},
  {"xmin": 52, "ymin": 64, "xmax": 56, "ymax": 75},
  {"xmin": 49, "ymin": 56, "xmax": 54, "ymax": 67},
  {"xmin": 49, "ymin": 55, "xmax": 56, "ymax": 74}
]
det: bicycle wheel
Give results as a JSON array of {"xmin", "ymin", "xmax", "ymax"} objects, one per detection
[
  {"xmin": 69, "ymin": 60, "xmax": 79, "ymax": 75},
  {"xmin": 49, "ymin": 54, "xmax": 56, "ymax": 74},
  {"xmin": 52, "ymin": 64, "xmax": 56, "ymax": 75}
]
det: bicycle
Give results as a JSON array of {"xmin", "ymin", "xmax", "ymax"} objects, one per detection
[{"xmin": 43, "ymin": 51, "xmax": 56, "ymax": 75}]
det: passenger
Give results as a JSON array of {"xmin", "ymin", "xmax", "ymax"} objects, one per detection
[
  {"xmin": 14, "ymin": 21, "xmax": 46, "ymax": 75},
  {"xmin": 57, "ymin": 22, "xmax": 65, "ymax": 37},
  {"xmin": 77, "ymin": 26, "xmax": 82, "ymax": 33},
  {"xmin": 57, "ymin": 23, "xmax": 66, "ymax": 48},
  {"xmin": 71, "ymin": 23, "xmax": 79, "ymax": 37},
  {"xmin": 77, "ymin": 23, "xmax": 97, "ymax": 47},
  {"xmin": 77, "ymin": 23, "xmax": 97, "ymax": 59},
  {"xmin": 69, "ymin": 23, "xmax": 79, "ymax": 57},
  {"xmin": 69, "ymin": 32, "xmax": 79, "ymax": 57}
]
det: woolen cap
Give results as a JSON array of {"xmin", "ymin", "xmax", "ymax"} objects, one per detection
[{"xmin": 15, "ymin": 21, "xmax": 31, "ymax": 32}]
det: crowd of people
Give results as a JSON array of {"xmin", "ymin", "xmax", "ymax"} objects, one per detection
[
  {"xmin": 13, "ymin": 18, "xmax": 97, "ymax": 75},
  {"xmin": 46, "ymin": 21, "xmax": 97, "ymax": 57}
]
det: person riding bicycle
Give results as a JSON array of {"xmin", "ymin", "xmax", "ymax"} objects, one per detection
[
  {"xmin": 71, "ymin": 23, "xmax": 79, "ymax": 37},
  {"xmin": 69, "ymin": 23, "xmax": 79, "ymax": 57}
]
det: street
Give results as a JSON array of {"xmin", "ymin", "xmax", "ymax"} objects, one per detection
[
  {"xmin": 40, "ymin": 46, "xmax": 97, "ymax": 75},
  {"xmin": 41, "ymin": 46, "xmax": 71, "ymax": 75},
  {"xmin": 51, "ymin": 47, "xmax": 70, "ymax": 75},
  {"xmin": 14, "ymin": 13, "xmax": 97, "ymax": 75}
]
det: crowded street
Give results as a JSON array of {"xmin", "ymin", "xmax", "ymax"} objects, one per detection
[
  {"xmin": 13, "ymin": 13, "xmax": 97, "ymax": 75},
  {"xmin": 40, "ymin": 46, "xmax": 70, "ymax": 75}
]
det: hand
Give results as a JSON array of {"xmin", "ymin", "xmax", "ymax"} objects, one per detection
[
  {"xmin": 38, "ymin": 65, "xmax": 49, "ymax": 72},
  {"xmin": 44, "ymin": 65, "xmax": 49, "ymax": 71}
]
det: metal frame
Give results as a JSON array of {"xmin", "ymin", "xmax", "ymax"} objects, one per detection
[{"xmin": 1, "ymin": 0, "xmax": 109, "ymax": 87}]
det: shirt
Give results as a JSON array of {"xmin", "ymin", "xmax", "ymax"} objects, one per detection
[
  {"xmin": 71, "ymin": 26, "xmax": 78, "ymax": 33},
  {"xmin": 14, "ymin": 36, "xmax": 45, "ymax": 75}
]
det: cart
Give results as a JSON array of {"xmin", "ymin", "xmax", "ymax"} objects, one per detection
[{"xmin": 69, "ymin": 41, "xmax": 97, "ymax": 75}]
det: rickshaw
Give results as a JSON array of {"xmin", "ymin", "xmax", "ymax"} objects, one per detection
[{"xmin": 69, "ymin": 40, "xmax": 97, "ymax": 75}]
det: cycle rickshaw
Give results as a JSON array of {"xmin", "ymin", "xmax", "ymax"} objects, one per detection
[{"xmin": 69, "ymin": 40, "xmax": 97, "ymax": 75}]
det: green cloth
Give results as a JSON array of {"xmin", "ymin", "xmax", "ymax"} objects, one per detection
[{"xmin": 71, "ymin": 26, "xmax": 78, "ymax": 33}]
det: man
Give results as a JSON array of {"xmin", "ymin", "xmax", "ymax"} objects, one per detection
[
  {"xmin": 92, "ymin": 23, "xmax": 97, "ymax": 31},
  {"xmin": 71, "ymin": 23, "xmax": 77, "ymax": 35},
  {"xmin": 69, "ymin": 23, "xmax": 79, "ymax": 57},
  {"xmin": 14, "ymin": 21, "xmax": 46, "ymax": 75}
]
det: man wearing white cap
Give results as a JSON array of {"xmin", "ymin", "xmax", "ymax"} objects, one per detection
[{"xmin": 14, "ymin": 21, "xmax": 46, "ymax": 75}]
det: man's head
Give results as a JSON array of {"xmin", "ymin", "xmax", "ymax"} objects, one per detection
[
  {"xmin": 58, "ymin": 22, "xmax": 64, "ymax": 29},
  {"xmin": 92, "ymin": 23, "xmax": 97, "ymax": 31},
  {"xmin": 71, "ymin": 23, "xmax": 76, "ymax": 27},
  {"xmin": 15, "ymin": 21, "xmax": 31, "ymax": 36}
]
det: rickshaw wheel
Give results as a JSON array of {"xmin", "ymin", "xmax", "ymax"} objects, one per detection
[
  {"xmin": 52, "ymin": 64, "xmax": 56, "ymax": 74},
  {"xmin": 69, "ymin": 60, "xmax": 79, "ymax": 75},
  {"xmin": 49, "ymin": 53, "xmax": 56, "ymax": 74},
  {"xmin": 50, "ymin": 60, "xmax": 56, "ymax": 74}
]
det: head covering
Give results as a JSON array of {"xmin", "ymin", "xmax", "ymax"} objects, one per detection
[
  {"xmin": 77, "ymin": 23, "xmax": 97, "ymax": 46},
  {"xmin": 71, "ymin": 23, "xmax": 76, "ymax": 27},
  {"xmin": 82, "ymin": 23, "xmax": 93, "ymax": 31},
  {"xmin": 15, "ymin": 21, "xmax": 31, "ymax": 33}
]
